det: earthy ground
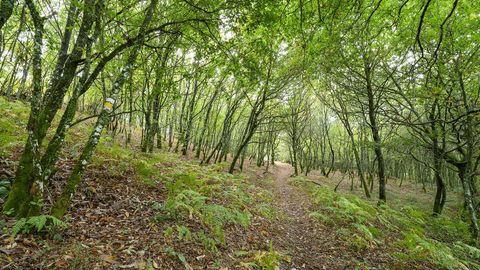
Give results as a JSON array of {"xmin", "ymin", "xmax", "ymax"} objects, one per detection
[
  {"xmin": 268, "ymin": 163, "xmax": 348, "ymax": 270},
  {"xmin": 263, "ymin": 163, "xmax": 437, "ymax": 270},
  {"xmin": 0, "ymin": 156, "xmax": 441, "ymax": 270}
]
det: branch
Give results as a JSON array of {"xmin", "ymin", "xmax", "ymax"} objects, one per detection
[
  {"xmin": 70, "ymin": 109, "xmax": 141, "ymax": 127},
  {"xmin": 432, "ymin": 0, "xmax": 459, "ymax": 61},
  {"xmin": 415, "ymin": 0, "xmax": 432, "ymax": 56}
]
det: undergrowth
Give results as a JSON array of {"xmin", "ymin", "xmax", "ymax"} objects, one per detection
[
  {"xmin": 153, "ymin": 168, "xmax": 257, "ymax": 253},
  {"xmin": 92, "ymin": 141, "xmax": 276, "ymax": 260},
  {"xmin": 0, "ymin": 97, "xmax": 278, "ymax": 268},
  {"xmin": 236, "ymin": 242, "xmax": 288, "ymax": 270},
  {"xmin": 289, "ymin": 176, "xmax": 480, "ymax": 270},
  {"xmin": 0, "ymin": 97, "xmax": 28, "ymax": 154},
  {"xmin": 11, "ymin": 215, "xmax": 67, "ymax": 237}
]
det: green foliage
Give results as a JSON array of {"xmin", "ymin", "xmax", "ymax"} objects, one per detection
[
  {"xmin": 254, "ymin": 245, "xmax": 284, "ymax": 270},
  {"xmin": 396, "ymin": 232, "xmax": 480, "ymax": 269},
  {"xmin": 290, "ymin": 178, "xmax": 477, "ymax": 269},
  {"xmin": 223, "ymin": 186, "xmax": 254, "ymax": 208},
  {"xmin": 0, "ymin": 97, "xmax": 28, "ymax": 154},
  {"xmin": 309, "ymin": 211, "xmax": 334, "ymax": 225},
  {"xmin": 428, "ymin": 216, "xmax": 471, "ymax": 243},
  {"xmin": 148, "ymin": 161, "xmax": 272, "ymax": 254},
  {"xmin": 93, "ymin": 142, "xmax": 170, "ymax": 185},
  {"xmin": 195, "ymin": 230, "xmax": 218, "ymax": 253},
  {"xmin": 452, "ymin": 242, "xmax": 480, "ymax": 269},
  {"xmin": 166, "ymin": 189, "xmax": 207, "ymax": 218},
  {"xmin": 165, "ymin": 246, "xmax": 192, "ymax": 270},
  {"xmin": 239, "ymin": 243, "xmax": 287, "ymax": 270},
  {"xmin": 163, "ymin": 226, "xmax": 174, "ymax": 238},
  {"xmin": 395, "ymin": 232, "xmax": 468, "ymax": 270},
  {"xmin": 12, "ymin": 215, "xmax": 67, "ymax": 237},
  {"xmin": 0, "ymin": 219, "xmax": 6, "ymax": 234},
  {"xmin": 254, "ymin": 202, "xmax": 277, "ymax": 220},
  {"xmin": 163, "ymin": 183, "xmax": 250, "ymax": 245},
  {"xmin": 165, "ymin": 173, "xmax": 203, "ymax": 197},
  {"xmin": 176, "ymin": 225, "xmax": 192, "ymax": 241},
  {"xmin": 0, "ymin": 180, "xmax": 11, "ymax": 198},
  {"xmin": 352, "ymin": 223, "xmax": 383, "ymax": 245},
  {"xmin": 132, "ymin": 152, "xmax": 168, "ymax": 184},
  {"xmin": 287, "ymin": 176, "xmax": 312, "ymax": 188}
]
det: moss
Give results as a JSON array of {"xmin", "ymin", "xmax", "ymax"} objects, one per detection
[{"xmin": 0, "ymin": 97, "xmax": 28, "ymax": 154}]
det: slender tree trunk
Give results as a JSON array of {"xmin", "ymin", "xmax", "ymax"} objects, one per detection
[
  {"xmin": 196, "ymin": 88, "xmax": 219, "ymax": 158},
  {"xmin": 3, "ymin": 0, "xmax": 43, "ymax": 216},
  {"xmin": 182, "ymin": 75, "xmax": 199, "ymax": 155},
  {"xmin": 51, "ymin": 0, "xmax": 158, "ymax": 218},
  {"xmin": 365, "ymin": 61, "xmax": 386, "ymax": 203}
]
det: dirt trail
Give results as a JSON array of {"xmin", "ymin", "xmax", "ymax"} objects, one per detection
[{"xmin": 269, "ymin": 162, "xmax": 349, "ymax": 270}]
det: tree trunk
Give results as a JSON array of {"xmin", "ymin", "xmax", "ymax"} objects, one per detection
[
  {"xmin": 0, "ymin": 0, "xmax": 14, "ymax": 30},
  {"xmin": 458, "ymin": 164, "xmax": 479, "ymax": 239},
  {"xmin": 3, "ymin": 0, "xmax": 43, "ymax": 216},
  {"xmin": 365, "ymin": 61, "xmax": 386, "ymax": 203},
  {"xmin": 50, "ymin": 0, "xmax": 158, "ymax": 218}
]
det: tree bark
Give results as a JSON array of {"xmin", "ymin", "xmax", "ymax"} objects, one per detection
[{"xmin": 51, "ymin": 0, "xmax": 158, "ymax": 218}]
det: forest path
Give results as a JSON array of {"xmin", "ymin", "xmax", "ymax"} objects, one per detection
[{"xmin": 268, "ymin": 162, "xmax": 347, "ymax": 270}]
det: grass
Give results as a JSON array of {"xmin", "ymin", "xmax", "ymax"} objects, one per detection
[{"xmin": 0, "ymin": 96, "xmax": 28, "ymax": 155}]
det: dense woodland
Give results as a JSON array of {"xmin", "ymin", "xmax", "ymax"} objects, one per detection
[{"xmin": 1, "ymin": 0, "xmax": 480, "ymax": 269}]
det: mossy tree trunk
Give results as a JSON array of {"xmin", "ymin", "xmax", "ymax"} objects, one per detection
[
  {"xmin": 51, "ymin": 0, "xmax": 158, "ymax": 218},
  {"xmin": 364, "ymin": 58, "xmax": 386, "ymax": 204},
  {"xmin": 4, "ymin": 0, "xmax": 96, "ymax": 217},
  {"xmin": 3, "ymin": 0, "xmax": 43, "ymax": 217}
]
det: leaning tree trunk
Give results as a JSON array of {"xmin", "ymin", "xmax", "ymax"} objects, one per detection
[
  {"xmin": 3, "ymin": 0, "xmax": 42, "ymax": 217},
  {"xmin": 182, "ymin": 76, "xmax": 199, "ymax": 156},
  {"xmin": 33, "ymin": 15, "xmax": 100, "ymax": 215},
  {"xmin": 4, "ymin": 0, "xmax": 95, "ymax": 217},
  {"xmin": 50, "ymin": 0, "xmax": 158, "ymax": 218},
  {"xmin": 229, "ymin": 105, "xmax": 262, "ymax": 174},
  {"xmin": 196, "ymin": 88, "xmax": 219, "ymax": 158}
]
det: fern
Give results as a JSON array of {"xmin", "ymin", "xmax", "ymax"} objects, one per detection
[
  {"xmin": 11, "ymin": 215, "xmax": 67, "ymax": 237},
  {"xmin": 0, "ymin": 180, "xmax": 11, "ymax": 198},
  {"xmin": 308, "ymin": 211, "xmax": 334, "ymax": 225},
  {"xmin": 29, "ymin": 215, "xmax": 48, "ymax": 231},
  {"xmin": 196, "ymin": 230, "xmax": 219, "ymax": 253},
  {"xmin": 165, "ymin": 246, "xmax": 192, "ymax": 270},
  {"xmin": 11, "ymin": 218, "xmax": 27, "ymax": 237},
  {"xmin": 452, "ymin": 242, "xmax": 480, "ymax": 269},
  {"xmin": 176, "ymin": 225, "xmax": 192, "ymax": 241},
  {"xmin": 397, "ymin": 231, "xmax": 469, "ymax": 270},
  {"xmin": 253, "ymin": 242, "xmax": 286, "ymax": 270},
  {"xmin": 293, "ymin": 175, "xmax": 479, "ymax": 269}
]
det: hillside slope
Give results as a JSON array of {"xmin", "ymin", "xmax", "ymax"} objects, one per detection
[{"xmin": 0, "ymin": 97, "xmax": 479, "ymax": 270}]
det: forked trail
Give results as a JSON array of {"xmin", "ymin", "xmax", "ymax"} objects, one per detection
[{"xmin": 269, "ymin": 163, "xmax": 350, "ymax": 270}]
